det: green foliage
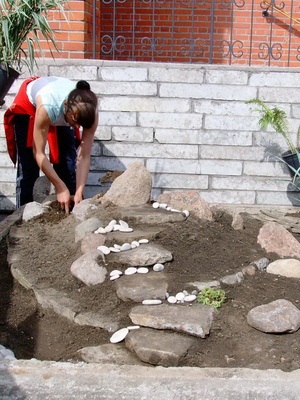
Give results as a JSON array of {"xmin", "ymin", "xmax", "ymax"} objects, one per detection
[
  {"xmin": 246, "ymin": 98, "xmax": 298, "ymax": 155},
  {"xmin": 196, "ymin": 288, "xmax": 226, "ymax": 309},
  {"xmin": 0, "ymin": 0, "xmax": 66, "ymax": 73}
]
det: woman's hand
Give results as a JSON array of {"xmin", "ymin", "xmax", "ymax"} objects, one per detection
[{"xmin": 57, "ymin": 187, "xmax": 71, "ymax": 214}]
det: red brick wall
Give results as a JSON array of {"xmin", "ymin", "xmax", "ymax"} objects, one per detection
[
  {"xmin": 38, "ymin": 0, "xmax": 101, "ymax": 60},
  {"xmin": 43, "ymin": 0, "xmax": 300, "ymax": 66}
]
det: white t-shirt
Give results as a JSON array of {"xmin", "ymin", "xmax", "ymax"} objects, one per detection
[{"xmin": 26, "ymin": 77, "xmax": 76, "ymax": 126}]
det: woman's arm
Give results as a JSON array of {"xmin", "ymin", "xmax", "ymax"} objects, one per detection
[
  {"xmin": 74, "ymin": 112, "xmax": 98, "ymax": 206},
  {"xmin": 33, "ymin": 97, "xmax": 71, "ymax": 213}
]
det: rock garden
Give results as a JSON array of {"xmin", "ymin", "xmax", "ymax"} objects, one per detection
[{"xmin": 2, "ymin": 162, "xmax": 300, "ymax": 371}]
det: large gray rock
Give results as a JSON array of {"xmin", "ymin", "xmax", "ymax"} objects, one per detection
[
  {"xmin": 125, "ymin": 327, "xmax": 195, "ymax": 366},
  {"xmin": 247, "ymin": 299, "xmax": 300, "ymax": 333},
  {"xmin": 33, "ymin": 288, "xmax": 80, "ymax": 321},
  {"xmin": 74, "ymin": 217, "xmax": 101, "ymax": 243},
  {"xmin": 70, "ymin": 250, "xmax": 107, "ymax": 286},
  {"xmin": 22, "ymin": 202, "xmax": 49, "ymax": 222},
  {"xmin": 101, "ymin": 162, "xmax": 152, "ymax": 207},
  {"xmin": 115, "ymin": 273, "xmax": 168, "ymax": 302},
  {"xmin": 72, "ymin": 199, "xmax": 100, "ymax": 222},
  {"xmin": 33, "ymin": 176, "xmax": 55, "ymax": 204},
  {"xmin": 257, "ymin": 222, "xmax": 300, "ymax": 260},
  {"xmin": 129, "ymin": 304, "xmax": 215, "ymax": 338},
  {"xmin": 157, "ymin": 191, "xmax": 213, "ymax": 221}
]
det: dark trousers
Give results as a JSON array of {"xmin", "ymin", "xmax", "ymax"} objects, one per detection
[{"xmin": 14, "ymin": 114, "xmax": 77, "ymax": 207}]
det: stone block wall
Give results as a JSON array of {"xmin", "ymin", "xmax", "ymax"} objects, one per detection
[{"xmin": 0, "ymin": 59, "xmax": 300, "ymax": 211}]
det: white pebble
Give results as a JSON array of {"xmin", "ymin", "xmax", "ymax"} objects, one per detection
[
  {"xmin": 139, "ymin": 238, "xmax": 149, "ymax": 244},
  {"xmin": 110, "ymin": 328, "xmax": 129, "ymax": 343},
  {"xmin": 119, "ymin": 227, "xmax": 133, "ymax": 233},
  {"xmin": 165, "ymin": 292, "xmax": 169, "ymax": 298},
  {"xmin": 127, "ymin": 325, "xmax": 140, "ymax": 330},
  {"xmin": 113, "ymin": 224, "xmax": 121, "ymax": 231},
  {"xmin": 184, "ymin": 294, "xmax": 197, "ymax": 302},
  {"xmin": 183, "ymin": 209, "xmax": 190, "ymax": 218},
  {"xmin": 159, "ymin": 203, "xmax": 168, "ymax": 209},
  {"xmin": 110, "ymin": 270, "xmax": 123, "ymax": 277},
  {"xmin": 97, "ymin": 245, "xmax": 110, "ymax": 255},
  {"xmin": 153, "ymin": 263, "xmax": 164, "ymax": 272},
  {"xmin": 152, "ymin": 202, "xmax": 160, "ymax": 208},
  {"xmin": 183, "ymin": 290, "xmax": 189, "ymax": 296},
  {"xmin": 175, "ymin": 292, "xmax": 185, "ymax": 301},
  {"xmin": 167, "ymin": 296, "xmax": 177, "ymax": 304},
  {"xmin": 119, "ymin": 220, "xmax": 129, "ymax": 229},
  {"xmin": 125, "ymin": 267, "xmax": 137, "ymax": 275},
  {"xmin": 114, "ymin": 244, "xmax": 121, "ymax": 249},
  {"xmin": 120, "ymin": 243, "xmax": 132, "ymax": 251},
  {"xmin": 142, "ymin": 299, "xmax": 162, "ymax": 305},
  {"xmin": 104, "ymin": 225, "xmax": 113, "ymax": 233},
  {"xmin": 109, "ymin": 247, "xmax": 121, "ymax": 253},
  {"xmin": 171, "ymin": 208, "xmax": 181, "ymax": 213},
  {"xmin": 94, "ymin": 227, "xmax": 106, "ymax": 234},
  {"xmin": 131, "ymin": 240, "xmax": 140, "ymax": 247},
  {"xmin": 137, "ymin": 267, "xmax": 149, "ymax": 274},
  {"xmin": 110, "ymin": 275, "xmax": 120, "ymax": 281},
  {"xmin": 166, "ymin": 206, "xmax": 172, "ymax": 211}
]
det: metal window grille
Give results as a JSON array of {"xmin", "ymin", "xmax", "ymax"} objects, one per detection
[{"xmin": 100, "ymin": 0, "xmax": 300, "ymax": 66}]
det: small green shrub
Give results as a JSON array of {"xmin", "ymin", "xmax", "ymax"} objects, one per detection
[{"xmin": 196, "ymin": 288, "xmax": 226, "ymax": 309}]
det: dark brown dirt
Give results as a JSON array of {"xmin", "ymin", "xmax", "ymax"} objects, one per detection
[{"xmin": 1, "ymin": 205, "xmax": 300, "ymax": 371}]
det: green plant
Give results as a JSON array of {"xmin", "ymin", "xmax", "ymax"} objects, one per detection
[
  {"xmin": 0, "ymin": 0, "xmax": 66, "ymax": 74},
  {"xmin": 246, "ymin": 98, "xmax": 300, "ymax": 155},
  {"xmin": 196, "ymin": 288, "xmax": 226, "ymax": 309}
]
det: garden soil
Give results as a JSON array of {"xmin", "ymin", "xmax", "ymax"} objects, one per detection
[{"xmin": 1, "ymin": 204, "xmax": 300, "ymax": 372}]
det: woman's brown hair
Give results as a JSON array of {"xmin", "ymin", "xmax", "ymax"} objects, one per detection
[{"xmin": 66, "ymin": 80, "xmax": 98, "ymax": 129}]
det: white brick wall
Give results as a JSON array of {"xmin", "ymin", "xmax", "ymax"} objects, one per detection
[{"xmin": 1, "ymin": 59, "xmax": 300, "ymax": 211}]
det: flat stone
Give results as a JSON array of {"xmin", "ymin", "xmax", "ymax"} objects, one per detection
[
  {"xmin": 74, "ymin": 311, "xmax": 120, "ymax": 332},
  {"xmin": 129, "ymin": 304, "xmax": 215, "ymax": 338},
  {"xmin": 109, "ymin": 244, "xmax": 172, "ymax": 267},
  {"xmin": 119, "ymin": 206, "xmax": 185, "ymax": 225},
  {"xmin": 266, "ymin": 259, "xmax": 300, "ymax": 278},
  {"xmin": 105, "ymin": 227, "xmax": 164, "ymax": 244},
  {"xmin": 115, "ymin": 273, "xmax": 168, "ymax": 302},
  {"xmin": 78, "ymin": 344, "xmax": 140, "ymax": 365},
  {"xmin": 125, "ymin": 327, "xmax": 195, "ymax": 367},
  {"xmin": 33, "ymin": 288, "xmax": 80, "ymax": 321}
]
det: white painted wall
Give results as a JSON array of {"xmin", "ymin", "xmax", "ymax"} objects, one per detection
[{"xmin": 1, "ymin": 59, "xmax": 300, "ymax": 211}]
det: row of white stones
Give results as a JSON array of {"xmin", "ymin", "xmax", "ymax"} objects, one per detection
[
  {"xmin": 152, "ymin": 201, "xmax": 190, "ymax": 218},
  {"xmin": 98, "ymin": 238, "xmax": 149, "ymax": 256},
  {"xmin": 109, "ymin": 263, "xmax": 164, "ymax": 281},
  {"xmin": 94, "ymin": 219, "xmax": 133, "ymax": 234}
]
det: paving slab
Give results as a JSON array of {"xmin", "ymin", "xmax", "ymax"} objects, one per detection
[{"xmin": 1, "ymin": 360, "xmax": 300, "ymax": 399}]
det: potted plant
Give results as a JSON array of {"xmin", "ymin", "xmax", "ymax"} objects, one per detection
[
  {"xmin": 246, "ymin": 98, "xmax": 300, "ymax": 177},
  {"xmin": 0, "ymin": 0, "xmax": 66, "ymax": 105}
]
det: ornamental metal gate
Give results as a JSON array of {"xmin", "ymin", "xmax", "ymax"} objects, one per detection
[{"xmin": 99, "ymin": 0, "xmax": 300, "ymax": 66}]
